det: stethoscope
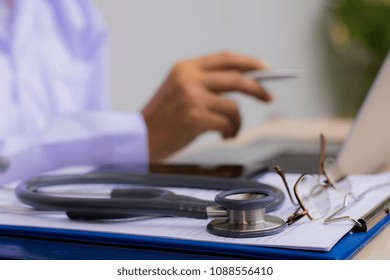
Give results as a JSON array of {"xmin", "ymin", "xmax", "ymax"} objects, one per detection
[{"xmin": 14, "ymin": 172, "xmax": 287, "ymax": 238}]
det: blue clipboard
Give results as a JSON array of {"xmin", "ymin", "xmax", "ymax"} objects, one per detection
[{"xmin": 0, "ymin": 213, "xmax": 389, "ymax": 260}]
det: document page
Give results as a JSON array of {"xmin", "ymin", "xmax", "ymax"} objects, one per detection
[{"xmin": 0, "ymin": 172, "xmax": 389, "ymax": 251}]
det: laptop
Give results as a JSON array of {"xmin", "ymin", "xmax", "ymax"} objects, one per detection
[
  {"xmin": 160, "ymin": 52, "xmax": 390, "ymax": 178},
  {"xmin": 335, "ymin": 51, "xmax": 390, "ymax": 176}
]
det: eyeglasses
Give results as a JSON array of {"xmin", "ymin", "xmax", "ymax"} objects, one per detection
[
  {"xmin": 274, "ymin": 134, "xmax": 390, "ymax": 230},
  {"xmin": 273, "ymin": 134, "xmax": 355, "ymax": 225}
]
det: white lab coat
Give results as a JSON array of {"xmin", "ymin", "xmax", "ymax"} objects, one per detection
[{"xmin": 0, "ymin": 0, "xmax": 148, "ymax": 183}]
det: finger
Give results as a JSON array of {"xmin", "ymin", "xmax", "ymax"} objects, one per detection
[
  {"xmin": 196, "ymin": 52, "xmax": 268, "ymax": 71},
  {"xmin": 198, "ymin": 110, "xmax": 236, "ymax": 139},
  {"xmin": 202, "ymin": 71, "xmax": 273, "ymax": 102},
  {"xmin": 203, "ymin": 93, "xmax": 242, "ymax": 136}
]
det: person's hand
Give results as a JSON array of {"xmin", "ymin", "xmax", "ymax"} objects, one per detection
[{"xmin": 141, "ymin": 52, "xmax": 271, "ymax": 161}]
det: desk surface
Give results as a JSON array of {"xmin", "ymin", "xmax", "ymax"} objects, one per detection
[
  {"xmin": 353, "ymin": 225, "xmax": 390, "ymax": 259},
  {"xmin": 172, "ymin": 117, "xmax": 390, "ymax": 260}
]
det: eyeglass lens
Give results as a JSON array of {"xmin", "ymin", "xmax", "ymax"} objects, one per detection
[
  {"xmin": 322, "ymin": 157, "xmax": 352, "ymax": 193},
  {"xmin": 294, "ymin": 174, "xmax": 331, "ymax": 221}
]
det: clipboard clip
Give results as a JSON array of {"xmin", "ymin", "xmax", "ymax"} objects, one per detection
[
  {"xmin": 351, "ymin": 196, "xmax": 390, "ymax": 233},
  {"xmin": 324, "ymin": 195, "xmax": 390, "ymax": 233}
]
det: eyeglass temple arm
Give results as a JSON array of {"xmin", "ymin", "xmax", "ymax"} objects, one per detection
[
  {"xmin": 324, "ymin": 192, "xmax": 355, "ymax": 222},
  {"xmin": 274, "ymin": 165, "xmax": 298, "ymax": 206},
  {"xmin": 318, "ymin": 133, "xmax": 326, "ymax": 177},
  {"xmin": 324, "ymin": 193, "xmax": 363, "ymax": 228}
]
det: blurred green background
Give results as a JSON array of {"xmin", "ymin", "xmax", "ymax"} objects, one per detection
[{"xmin": 327, "ymin": 0, "xmax": 390, "ymax": 117}]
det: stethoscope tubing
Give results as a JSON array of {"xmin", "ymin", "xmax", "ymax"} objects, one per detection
[{"xmin": 15, "ymin": 172, "xmax": 285, "ymax": 219}]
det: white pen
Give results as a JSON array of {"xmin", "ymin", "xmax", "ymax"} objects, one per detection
[{"xmin": 245, "ymin": 69, "xmax": 303, "ymax": 81}]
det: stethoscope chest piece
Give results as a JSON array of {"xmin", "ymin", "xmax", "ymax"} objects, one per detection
[{"xmin": 207, "ymin": 189, "xmax": 286, "ymax": 238}]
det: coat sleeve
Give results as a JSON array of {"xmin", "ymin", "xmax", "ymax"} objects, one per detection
[{"xmin": 0, "ymin": 111, "xmax": 149, "ymax": 184}]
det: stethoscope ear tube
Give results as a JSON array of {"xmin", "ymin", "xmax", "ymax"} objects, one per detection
[
  {"xmin": 15, "ymin": 172, "xmax": 287, "ymax": 237},
  {"xmin": 16, "ymin": 173, "xmax": 285, "ymax": 212},
  {"xmin": 16, "ymin": 179, "xmax": 211, "ymax": 219}
]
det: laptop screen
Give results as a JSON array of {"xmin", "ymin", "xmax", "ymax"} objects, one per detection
[{"xmin": 336, "ymin": 51, "xmax": 390, "ymax": 175}]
